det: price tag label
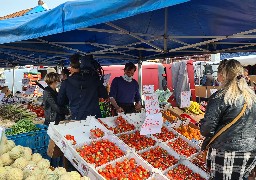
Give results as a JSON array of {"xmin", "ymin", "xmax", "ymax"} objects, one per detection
[
  {"xmin": 25, "ymin": 86, "xmax": 36, "ymax": 95},
  {"xmin": 0, "ymin": 79, "xmax": 5, "ymax": 86},
  {"xmin": 22, "ymin": 78, "xmax": 29, "ymax": 86}
]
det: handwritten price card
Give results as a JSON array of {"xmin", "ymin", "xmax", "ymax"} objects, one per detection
[
  {"xmin": 25, "ymin": 86, "xmax": 36, "ymax": 95},
  {"xmin": 140, "ymin": 113, "xmax": 163, "ymax": 135},
  {"xmin": 180, "ymin": 91, "xmax": 191, "ymax": 108},
  {"xmin": 22, "ymin": 78, "xmax": 29, "ymax": 86},
  {"xmin": 143, "ymin": 85, "xmax": 154, "ymax": 94},
  {"xmin": 144, "ymin": 94, "xmax": 160, "ymax": 115}
]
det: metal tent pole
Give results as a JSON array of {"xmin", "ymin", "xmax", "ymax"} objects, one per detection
[
  {"xmin": 138, "ymin": 57, "xmax": 143, "ymax": 99},
  {"xmin": 12, "ymin": 66, "xmax": 15, "ymax": 95}
]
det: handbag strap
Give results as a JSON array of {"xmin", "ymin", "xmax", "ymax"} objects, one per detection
[{"xmin": 206, "ymin": 103, "xmax": 247, "ymax": 149}]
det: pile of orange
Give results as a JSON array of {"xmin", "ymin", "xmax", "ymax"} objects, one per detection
[
  {"xmin": 176, "ymin": 125, "xmax": 201, "ymax": 140},
  {"xmin": 162, "ymin": 111, "xmax": 177, "ymax": 123}
]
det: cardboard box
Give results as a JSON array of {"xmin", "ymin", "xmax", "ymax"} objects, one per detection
[{"xmin": 195, "ymin": 86, "xmax": 207, "ymax": 98}]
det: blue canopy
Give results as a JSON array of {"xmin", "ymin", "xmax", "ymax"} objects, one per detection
[{"xmin": 1, "ymin": 0, "xmax": 256, "ymax": 66}]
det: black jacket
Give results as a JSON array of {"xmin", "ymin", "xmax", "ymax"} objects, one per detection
[
  {"xmin": 200, "ymin": 90, "xmax": 256, "ymax": 152},
  {"xmin": 58, "ymin": 72, "xmax": 108, "ymax": 120},
  {"xmin": 43, "ymin": 86, "xmax": 68, "ymax": 125}
]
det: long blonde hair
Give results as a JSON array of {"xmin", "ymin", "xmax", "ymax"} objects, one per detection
[{"xmin": 220, "ymin": 59, "xmax": 256, "ymax": 109}]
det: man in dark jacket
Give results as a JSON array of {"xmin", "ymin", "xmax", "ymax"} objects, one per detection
[{"xmin": 58, "ymin": 54, "xmax": 108, "ymax": 120}]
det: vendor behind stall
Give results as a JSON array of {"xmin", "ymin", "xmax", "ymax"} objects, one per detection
[{"xmin": 109, "ymin": 62, "xmax": 141, "ymax": 113}]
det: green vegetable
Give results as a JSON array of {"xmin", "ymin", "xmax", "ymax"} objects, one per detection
[{"xmin": 5, "ymin": 120, "xmax": 40, "ymax": 136}]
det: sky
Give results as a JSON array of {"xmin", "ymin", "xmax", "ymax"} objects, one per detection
[{"xmin": 0, "ymin": 0, "xmax": 74, "ymax": 17}]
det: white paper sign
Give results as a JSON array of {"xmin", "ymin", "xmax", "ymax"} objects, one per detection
[
  {"xmin": 0, "ymin": 79, "xmax": 5, "ymax": 86},
  {"xmin": 22, "ymin": 78, "xmax": 30, "ymax": 86},
  {"xmin": 210, "ymin": 89, "xmax": 218, "ymax": 95},
  {"xmin": 103, "ymin": 74, "xmax": 111, "ymax": 86},
  {"xmin": 144, "ymin": 94, "xmax": 160, "ymax": 115},
  {"xmin": 140, "ymin": 113, "xmax": 163, "ymax": 135},
  {"xmin": 180, "ymin": 91, "xmax": 191, "ymax": 108},
  {"xmin": 25, "ymin": 86, "xmax": 36, "ymax": 95},
  {"xmin": 143, "ymin": 85, "xmax": 154, "ymax": 94}
]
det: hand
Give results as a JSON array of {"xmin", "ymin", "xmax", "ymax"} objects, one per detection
[
  {"xmin": 116, "ymin": 107, "xmax": 124, "ymax": 113},
  {"xmin": 135, "ymin": 102, "xmax": 142, "ymax": 112}
]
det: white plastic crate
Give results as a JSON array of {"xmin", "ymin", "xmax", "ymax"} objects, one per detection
[
  {"xmin": 165, "ymin": 159, "xmax": 210, "ymax": 180},
  {"xmin": 148, "ymin": 173, "xmax": 169, "ymax": 180},
  {"xmin": 117, "ymin": 130, "xmax": 158, "ymax": 152},
  {"xmin": 138, "ymin": 142, "xmax": 180, "ymax": 173},
  {"xmin": 48, "ymin": 117, "xmax": 109, "ymax": 145},
  {"xmin": 166, "ymin": 135, "xmax": 200, "ymax": 160},
  {"xmin": 95, "ymin": 151, "xmax": 154, "ymax": 180},
  {"xmin": 151, "ymin": 124, "xmax": 179, "ymax": 143}
]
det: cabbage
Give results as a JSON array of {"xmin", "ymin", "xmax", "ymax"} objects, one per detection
[
  {"xmin": 11, "ymin": 157, "xmax": 28, "ymax": 170},
  {"xmin": 37, "ymin": 159, "xmax": 50, "ymax": 169},
  {"xmin": 6, "ymin": 167, "xmax": 23, "ymax": 180},
  {"xmin": 31, "ymin": 153, "xmax": 42, "ymax": 163},
  {"xmin": 9, "ymin": 146, "xmax": 24, "ymax": 160},
  {"xmin": 0, "ymin": 152, "xmax": 13, "ymax": 166}
]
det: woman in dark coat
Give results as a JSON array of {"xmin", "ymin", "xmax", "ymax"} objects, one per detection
[{"xmin": 43, "ymin": 72, "xmax": 68, "ymax": 126}]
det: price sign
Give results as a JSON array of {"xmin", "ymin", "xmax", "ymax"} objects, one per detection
[
  {"xmin": 143, "ymin": 85, "xmax": 154, "ymax": 94},
  {"xmin": 22, "ymin": 78, "xmax": 29, "ymax": 86},
  {"xmin": 140, "ymin": 113, "xmax": 163, "ymax": 135},
  {"xmin": 144, "ymin": 94, "xmax": 160, "ymax": 115},
  {"xmin": 25, "ymin": 86, "xmax": 36, "ymax": 95},
  {"xmin": 0, "ymin": 79, "xmax": 5, "ymax": 86},
  {"xmin": 180, "ymin": 91, "xmax": 191, "ymax": 108}
]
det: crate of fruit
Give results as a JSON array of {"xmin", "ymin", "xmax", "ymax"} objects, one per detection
[
  {"xmin": 139, "ymin": 142, "xmax": 180, "ymax": 173},
  {"xmin": 152, "ymin": 125, "xmax": 178, "ymax": 143},
  {"xmin": 47, "ymin": 117, "xmax": 109, "ymax": 145},
  {"xmin": 67, "ymin": 134, "xmax": 130, "ymax": 168},
  {"xmin": 166, "ymin": 135, "xmax": 200, "ymax": 160},
  {"xmin": 117, "ymin": 130, "xmax": 158, "ymax": 152},
  {"xmin": 190, "ymin": 152, "xmax": 210, "ymax": 174},
  {"xmin": 6, "ymin": 123, "xmax": 49, "ymax": 149},
  {"xmin": 98, "ymin": 115, "xmax": 139, "ymax": 135},
  {"xmin": 165, "ymin": 159, "xmax": 210, "ymax": 180},
  {"xmin": 96, "ymin": 151, "xmax": 154, "ymax": 180}
]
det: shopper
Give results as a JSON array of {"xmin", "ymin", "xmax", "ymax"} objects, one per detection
[
  {"xmin": 244, "ymin": 68, "xmax": 251, "ymax": 86},
  {"xmin": 43, "ymin": 72, "xmax": 68, "ymax": 125},
  {"xmin": 200, "ymin": 59, "xmax": 256, "ymax": 180},
  {"xmin": 109, "ymin": 62, "xmax": 141, "ymax": 113},
  {"xmin": 58, "ymin": 54, "xmax": 108, "ymax": 120}
]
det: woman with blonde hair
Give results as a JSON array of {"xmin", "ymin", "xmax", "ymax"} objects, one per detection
[{"xmin": 200, "ymin": 59, "xmax": 256, "ymax": 180}]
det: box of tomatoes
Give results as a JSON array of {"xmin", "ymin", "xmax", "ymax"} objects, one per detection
[
  {"xmin": 96, "ymin": 151, "xmax": 154, "ymax": 180},
  {"xmin": 165, "ymin": 159, "xmax": 210, "ymax": 180},
  {"xmin": 97, "ymin": 114, "xmax": 143, "ymax": 135}
]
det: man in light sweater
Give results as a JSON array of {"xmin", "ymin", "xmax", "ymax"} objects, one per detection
[{"xmin": 109, "ymin": 62, "xmax": 141, "ymax": 114}]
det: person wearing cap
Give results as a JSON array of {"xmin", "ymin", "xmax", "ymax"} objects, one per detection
[
  {"xmin": 109, "ymin": 62, "xmax": 141, "ymax": 113},
  {"xmin": 58, "ymin": 54, "xmax": 108, "ymax": 120}
]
